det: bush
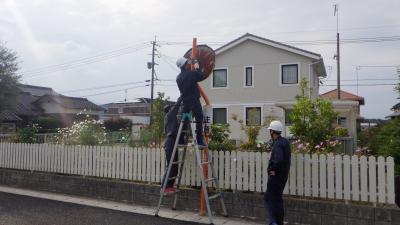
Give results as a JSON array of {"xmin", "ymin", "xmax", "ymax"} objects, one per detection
[
  {"xmin": 33, "ymin": 116, "xmax": 61, "ymax": 133},
  {"xmin": 359, "ymin": 118, "xmax": 400, "ymax": 174},
  {"xmin": 334, "ymin": 126, "xmax": 348, "ymax": 137},
  {"xmin": 289, "ymin": 78, "xmax": 338, "ymax": 153},
  {"xmin": 129, "ymin": 126, "xmax": 155, "ymax": 147},
  {"xmin": 16, "ymin": 125, "xmax": 38, "ymax": 143},
  {"xmin": 104, "ymin": 118, "xmax": 132, "ymax": 132},
  {"xmin": 231, "ymin": 114, "xmax": 261, "ymax": 150},
  {"xmin": 208, "ymin": 124, "xmax": 236, "ymax": 151},
  {"xmin": 56, "ymin": 118, "xmax": 106, "ymax": 145}
]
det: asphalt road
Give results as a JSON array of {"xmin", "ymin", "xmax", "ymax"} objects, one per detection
[{"xmin": 0, "ymin": 192, "xmax": 200, "ymax": 225}]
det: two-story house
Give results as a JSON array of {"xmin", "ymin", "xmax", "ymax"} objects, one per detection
[{"xmin": 201, "ymin": 33, "xmax": 359, "ymax": 143}]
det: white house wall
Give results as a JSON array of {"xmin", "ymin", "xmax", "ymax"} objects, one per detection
[{"xmin": 201, "ymin": 39, "xmax": 319, "ymax": 103}]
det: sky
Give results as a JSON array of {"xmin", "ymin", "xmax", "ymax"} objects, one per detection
[{"xmin": 0, "ymin": 0, "xmax": 399, "ymax": 119}]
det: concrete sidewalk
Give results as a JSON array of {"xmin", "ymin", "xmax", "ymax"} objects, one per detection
[{"xmin": 0, "ymin": 185, "xmax": 265, "ymax": 225}]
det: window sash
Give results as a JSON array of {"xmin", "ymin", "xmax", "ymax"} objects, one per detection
[
  {"xmin": 213, "ymin": 69, "xmax": 227, "ymax": 87},
  {"xmin": 246, "ymin": 107, "xmax": 261, "ymax": 126},
  {"xmin": 245, "ymin": 67, "xmax": 252, "ymax": 86},
  {"xmin": 285, "ymin": 109, "xmax": 293, "ymax": 125},
  {"xmin": 213, "ymin": 108, "xmax": 227, "ymax": 124},
  {"xmin": 282, "ymin": 64, "xmax": 298, "ymax": 84}
]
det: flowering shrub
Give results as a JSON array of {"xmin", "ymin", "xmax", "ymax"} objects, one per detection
[
  {"xmin": 55, "ymin": 118, "xmax": 106, "ymax": 145},
  {"xmin": 291, "ymin": 138, "xmax": 340, "ymax": 154},
  {"xmin": 355, "ymin": 146, "xmax": 371, "ymax": 156}
]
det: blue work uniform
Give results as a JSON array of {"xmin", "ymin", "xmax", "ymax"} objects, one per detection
[
  {"xmin": 176, "ymin": 67, "xmax": 204, "ymax": 143},
  {"xmin": 161, "ymin": 98, "xmax": 182, "ymax": 188},
  {"xmin": 264, "ymin": 136, "xmax": 291, "ymax": 225}
]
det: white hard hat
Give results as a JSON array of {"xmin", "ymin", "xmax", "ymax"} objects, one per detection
[
  {"xmin": 176, "ymin": 57, "xmax": 188, "ymax": 68},
  {"xmin": 267, "ymin": 120, "xmax": 284, "ymax": 132}
]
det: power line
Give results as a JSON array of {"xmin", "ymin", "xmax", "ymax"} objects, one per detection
[
  {"xmin": 321, "ymin": 83, "xmax": 396, "ymax": 87},
  {"xmin": 21, "ymin": 44, "xmax": 151, "ymax": 78},
  {"xmin": 80, "ymin": 84, "xmax": 149, "ymax": 97},
  {"xmin": 160, "ymin": 35, "xmax": 400, "ymax": 46},
  {"xmin": 60, "ymin": 80, "xmax": 148, "ymax": 93},
  {"xmin": 324, "ymin": 78, "xmax": 398, "ymax": 82}
]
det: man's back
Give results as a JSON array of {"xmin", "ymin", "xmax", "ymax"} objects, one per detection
[{"xmin": 176, "ymin": 68, "xmax": 203, "ymax": 103}]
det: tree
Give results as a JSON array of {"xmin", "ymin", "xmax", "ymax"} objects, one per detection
[
  {"xmin": 151, "ymin": 92, "xmax": 169, "ymax": 145},
  {"xmin": 0, "ymin": 43, "xmax": 20, "ymax": 113},
  {"xmin": 231, "ymin": 113, "xmax": 273, "ymax": 150},
  {"xmin": 104, "ymin": 117, "xmax": 132, "ymax": 132},
  {"xmin": 395, "ymin": 66, "xmax": 400, "ymax": 97},
  {"xmin": 289, "ymin": 78, "xmax": 339, "ymax": 153},
  {"xmin": 359, "ymin": 118, "xmax": 400, "ymax": 174},
  {"xmin": 208, "ymin": 124, "xmax": 236, "ymax": 151}
]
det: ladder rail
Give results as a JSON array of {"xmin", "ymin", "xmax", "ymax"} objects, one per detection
[
  {"xmin": 155, "ymin": 114, "xmax": 228, "ymax": 224},
  {"xmin": 172, "ymin": 144, "xmax": 188, "ymax": 209},
  {"xmin": 155, "ymin": 121, "xmax": 185, "ymax": 216}
]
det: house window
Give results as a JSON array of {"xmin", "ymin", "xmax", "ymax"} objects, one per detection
[
  {"xmin": 245, "ymin": 107, "xmax": 261, "ymax": 126},
  {"xmin": 212, "ymin": 108, "xmax": 227, "ymax": 124},
  {"xmin": 107, "ymin": 108, "xmax": 119, "ymax": 114},
  {"xmin": 338, "ymin": 117, "xmax": 347, "ymax": 127},
  {"xmin": 281, "ymin": 64, "xmax": 298, "ymax": 84},
  {"xmin": 245, "ymin": 67, "xmax": 253, "ymax": 87},
  {"xmin": 213, "ymin": 69, "xmax": 227, "ymax": 88},
  {"xmin": 285, "ymin": 109, "xmax": 293, "ymax": 125}
]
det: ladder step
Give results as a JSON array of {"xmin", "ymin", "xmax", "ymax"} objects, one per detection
[
  {"xmin": 202, "ymin": 161, "xmax": 212, "ymax": 165},
  {"xmin": 196, "ymin": 145, "xmax": 208, "ymax": 149},
  {"xmin": 172, "ymin": 160, "xmax": 184, "ymax": 165},
  {"xmin": 177, "ymin": 144, "xmax": 189, "ymax": 148},
  {"xmin": 205, "ymin": 177, "xmax": 216, "ymax": 182},
  {"xmin": 208, "ymin": 193, "xmax": 221, "ymax": 200},
  {"xmin": 167, "ymin": 176, "xmax": 179, "ymax": 180},
  {"xmin": 162, "ymin": 189, "xmax": 181, "ymax": 196}
]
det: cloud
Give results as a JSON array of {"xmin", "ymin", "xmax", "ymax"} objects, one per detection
[{"xmin": 1, "ymin": 0, "xmax": 399, "ymax": 118}]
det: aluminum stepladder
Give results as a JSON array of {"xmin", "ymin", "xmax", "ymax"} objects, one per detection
[{"xmin": 155, "ymin": 112, "xmax": 228, "ymax": 224}]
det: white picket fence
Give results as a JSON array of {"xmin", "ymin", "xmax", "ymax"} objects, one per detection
[{"xmin": 0, "ymin": 143, "xmax": 395, "ymax": 204}]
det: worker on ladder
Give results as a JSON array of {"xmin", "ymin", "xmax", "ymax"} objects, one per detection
[
  {"xmin": 162, "ymin": 97, "xmax": 182, "ymax": 193},
  {"xmin": 175, "ymin": 57, "xmax": 206, "ymax": 147}
]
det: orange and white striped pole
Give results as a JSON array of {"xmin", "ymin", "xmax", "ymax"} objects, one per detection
[{"xmin": 190, "ymin": 38, "xmax": 210, "ymax": 216}]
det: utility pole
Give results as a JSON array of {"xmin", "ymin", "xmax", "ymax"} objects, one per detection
[
  {"xmin": 334, "ymin": 4, "xmax": 341, "ymax": 99},
  {"xmin": 149, "ymin": 36, "xmax": 157, "ymax": 125}
]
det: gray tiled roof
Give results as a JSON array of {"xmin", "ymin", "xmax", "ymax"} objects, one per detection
[
  {"xmin": 0, "ymin": 111, "xmax": 21, "ymax": 122},
  {"xmin": 36, "ymin": 95, "xmax": 103, "ymax": 111},
  {"xmin": 19, "ymin": 84, "xmax": 57, "ymax": 97},
  {"xmin": 16, "ymin": 92, "xmax": 42, "ymax": 116}
]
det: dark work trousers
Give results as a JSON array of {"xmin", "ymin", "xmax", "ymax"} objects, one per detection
[
  {"xmin": 162, "ymin": 135, "xmax": 179, "ymax": 188},
  {"xmin": 264, "ymin": 175, "xmax": 287, "ymax": 225},
  {"xmin": 182, "ymin": 98, "xmax": 203, "ymax": 142}
]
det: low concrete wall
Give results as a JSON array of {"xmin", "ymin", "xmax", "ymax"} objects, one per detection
[{"xmin": 0, "ymin": 168, "xmax": 398, "ymax": 225}]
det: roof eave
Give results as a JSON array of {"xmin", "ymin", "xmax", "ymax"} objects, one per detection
[{"xmin": 215, "ymin": 33, "xmax": 321, "ymax": 60}]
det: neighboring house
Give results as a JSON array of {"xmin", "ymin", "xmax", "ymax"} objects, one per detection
[
  {"xmin": 101, "ymin": 98, "xmax": 152, "ymax": 124},
  {"xmin": 101, "ymin": 98, "xmax": 153, "ymax": 139},
  {"xmin": 320, "ymin": 89, "xmax": 365, "ymax": 135},
  {"xmin": 0, "ymin": 111, "xmax": 21, "ymax": 134},
  {"xmin": 0, "ymin": 84, "xmax": 103, "ymax": 132},
  {"xmin": 101, "ymin": 98, "xmax": 175, "ymax": 138},
  {"xmin": 201, "ymin": 33, "xmax": 358, "ymax": 144},
  {"xmin": 387, "ymin": 102, "xmax": 400, "ymax": 119},
  {"xmin": 34, "ymin": 94, "xmax": 103, "ymax": 126}
]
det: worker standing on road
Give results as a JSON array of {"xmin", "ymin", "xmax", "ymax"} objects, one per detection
[
  {"xmin": 175, "ymin": 57, "xmax": 206, "ymax": 146},
  {"xmin": 264, "ymin": 120, "xmax": 291, "ymax": 225}
]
